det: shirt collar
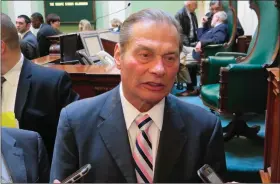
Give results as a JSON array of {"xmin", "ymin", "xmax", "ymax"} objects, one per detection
[
  {"xmin": 20, "ymin": 30, "xmax": 30, "ymax": 39},
  {"xmin": 119, "ymin": 82, "xmax": 165, "ymax": 131},
  {"xmin": 3, "ymin": 54, "xmax": 24, "ymax": 86},
  {"xmin": 215, "ymin": 22, "xmax": 222, "ymax": 27}
]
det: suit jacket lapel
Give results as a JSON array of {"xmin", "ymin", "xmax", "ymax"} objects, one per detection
[
  {"xmin": 15, "ymin": 59, "xmax": 32, "ymax": 122},
  {"xmin": 98, "ymin": 86, "xmax": 137, "ymax": 183},
  {"xmin": 153, "ymin": 95, "xmax": 188, "ymax": 182},
  {"xmin": 1, "ymin": 130, "xmax": 27, "ymax": 183}
]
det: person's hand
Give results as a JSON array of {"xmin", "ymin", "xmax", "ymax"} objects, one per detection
[
  {"xmin": 202, "ymin": 16, "xmax": 208, "ymax": 24},
  {"xmin": 195, "ymin": 41, "xmax": 202, "ymax": 52},
  {"xmin": 53, "ymin": 179, "xmax": 61, "ymax": 183}
]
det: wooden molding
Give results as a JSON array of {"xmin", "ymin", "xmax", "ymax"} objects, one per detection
[
  {"xmin": 200, "ymin": 58, "xmax": 209, "ymax": 86},
  {"xmin": 224, "ymin": 0, "xmax": 237, "ymax": 49},
  {"xmin": 219, "ymin": 67, "xmax": 229, "ymax": 112},
  {"xmin": 238, "ymin": 0, "xmax": 260, "ymax": 63}
]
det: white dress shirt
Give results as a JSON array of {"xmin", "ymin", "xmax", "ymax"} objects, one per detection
[
  {"xmin": 1, "ymin": 154, "xmax": 13, "ymax": 183},
  {"xmin": 2, "ymin": 54, "xmax": 24, "ymax": 128},
  {"xmin": 119, "ymin": 83, "xmax": 165, "ymax": 172},
  {"xmin": 186, "ymin": 9, "xmax": 194, "ymax": 39},
  {"xmin": 214, "ymin": 22, "xmax": 222, "ymax": 28},
  {"xmin": 20, "ymin": 30, "xmax": 30, "ymax": 39}
]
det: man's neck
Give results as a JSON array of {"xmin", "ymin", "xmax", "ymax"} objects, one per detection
[
  {"xmin": 20, "ymin": 30, "xmax": 30, "ymax": 38},
  {"xmin": 2, "ymin": 52, "xmax": 21, "ymax": 75}
]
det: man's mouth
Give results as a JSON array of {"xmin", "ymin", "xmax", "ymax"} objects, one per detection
[{"xmin": 142, "ymin": 82, "xmax": 165, "ymax": 91}]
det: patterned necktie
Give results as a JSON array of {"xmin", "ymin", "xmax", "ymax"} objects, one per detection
[{"xmin": 133, "ymin": 114, "xmax": 153, "ymax": 183}]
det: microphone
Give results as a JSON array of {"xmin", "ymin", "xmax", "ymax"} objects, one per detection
[{"xmin": 93, "ymin": 3, "xmax": 131, "ymax": 29}]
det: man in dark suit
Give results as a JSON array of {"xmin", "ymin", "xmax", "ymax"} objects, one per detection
[
  {"xmin": 177, "ymin": 11, "xmax": 228, "ymax": 97},
  {"xmin": 16, "ymin": 15, "xmax": 39, "ymax": 60},
  {"xmin": 202, "ymin": 0, "xmax": 244, "ymax": 37},
  {"xmin": 51, "ymin": 9, "xmax": 226, "ymax": 183},
  {"xmin": 31, "ymin": 12, "xmax": 58, "ymax": 57},
  {"xmin": 1, "ymin": 128, "xmax": 50, "ymax": 183},
  {"xmin": 175, "ymin": 1, "xmax": 199, "ymax": 91},
  {"xmin": 192, "ymin": 11, "xmax": 228, "ymax": 61},
  {"xmin": 1, "ymin": 13, "xmax": 79, "ymax": 161}
]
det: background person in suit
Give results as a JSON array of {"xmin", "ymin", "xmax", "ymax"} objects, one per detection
[
  {"xmin": 46, "ymin": 13, "xmax": 62, "ymax": 34},
  {"xmin": 1, "ymin": 128, "xmax": 50, "ymax": 183},
  {"xmin": 202, "ymin": 0, "xmax": 244, "ymax": 37},
  {"xmin": 175, "ymin": 1, "xmax": 198, "ymax": 91},
  {"xmin": 31, "ymin": 12, "xmax": 57, "ymax": 57},
  {"xmin": 192, "ymin": 11, "xmax": 229, "ymax": 62},
  {"xmin": 51, "ymin": 9, "xmax": 226, "ymax": 183},
  {"xmin": 16, "ymin": 15, "xmax": 39, "ymax": 60},
  {"xmin": 1, "ymin": 13, "xmax": 79, "ymax": 161}
]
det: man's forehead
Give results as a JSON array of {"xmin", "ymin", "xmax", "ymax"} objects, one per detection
[{"xmin": 16, "ymin": 18, "xmax": 25, "ymax": 22}]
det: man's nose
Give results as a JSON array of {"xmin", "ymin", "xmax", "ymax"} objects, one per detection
[{"xmin": 150, "ymin": 58, "xmax": 166, "ymax": 76}]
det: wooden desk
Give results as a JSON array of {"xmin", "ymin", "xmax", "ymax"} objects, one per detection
[
  {"xmin": 32, "ymin": 55, "xmax": 60, "ymax": 65},
  {"xmin": 48, "ymin": 65, "xmax": 120, "ymax": 99},
  {"xmin": 260, "ymin": 68, "xmax": 280, "ymax": 183}
]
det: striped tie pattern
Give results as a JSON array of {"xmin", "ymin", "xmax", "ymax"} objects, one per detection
[{"xmin": 133, "ymin": 114, "xmax": 153, "ymax": 183}]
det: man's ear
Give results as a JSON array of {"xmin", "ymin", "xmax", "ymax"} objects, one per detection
[
  {"xmin": 114, "ymin": 43, "xmax": 122, "ymax": 70},
  {"xmin": 26, "ymin": 23, "xmax": 31, "ymax": 30},
  {"xmin": 1, "ymin": 41, "xmax": 6, "ymax": 55}
]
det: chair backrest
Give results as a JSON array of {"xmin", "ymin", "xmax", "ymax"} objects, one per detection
[
  {"xmin": 246, "ymin": 27, "xmax": 258, "ymax": 54},
  {"xmin": 221, "ymin": 0, "xmax": 237, "ymax": 49},
  {"xmin": 242, "ymin": 0, "xmax": 280, "ymax": 65}
]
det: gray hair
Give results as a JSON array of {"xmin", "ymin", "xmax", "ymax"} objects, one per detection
[
  {"xmin": 119, "ymin": 8, "xmax": 183, "ymax": 54},
  {"xmin": 1, "ymin": 13, "xmax": 20, "ymax": 50},
  {"xmin": 215, "ymin": 11, "xmax": 227, "ymax": 22}
]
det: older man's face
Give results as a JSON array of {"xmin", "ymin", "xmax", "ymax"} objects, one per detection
[
  {"xmin": 187, "ymin": 2, "xmax": 198, "ymax": 13},
  {"xmin": 114, "ymin": 21, "xmax": 180, "ymax": 109},
  {"xmin": 211, "ymin": 13, "xmax": 219, "ymax": 27}
]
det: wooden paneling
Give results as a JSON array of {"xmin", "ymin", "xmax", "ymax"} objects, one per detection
[
  {"xmin": 262, "ymin": 68, "xmax": 280, "ymax": 183},
  {"xmin": 48, "ymin": 65, "xmax": 120, "ymax": 99}
]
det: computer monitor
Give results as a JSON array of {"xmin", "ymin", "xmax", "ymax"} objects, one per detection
[
  {"xmin": 80, "ymin": 32, "xmax": 104, "ymax": 57},
  {"xmin": 60, "ymin": 33, "xmax": 81, "ymax": 63}
]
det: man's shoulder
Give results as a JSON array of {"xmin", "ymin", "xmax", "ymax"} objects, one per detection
[
  {"xmin": 38, "ymin": 24, "xmax": 56, "ymax": 35},
  {"xmin": 22, "ymin": 32, "xmax": 37, "ymax": 44},
  {"xmin": 24, "ymin": 59, "xmax": 67, "ymax": 83},
  {"xmin": 3, "ymin": 128, "xmax": 39, "ymax": 145},
  {"xmin": 176, "ymin": 7, "xmax": 185, "ymax": 16},
  {"xmin": 215, "ymin": 23, "xmax": 228, "ymax": 31}
]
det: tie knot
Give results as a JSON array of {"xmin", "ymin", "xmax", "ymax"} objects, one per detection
[
  {"xmin": 135, "ymin": 114, "xmax": 152, "ymax": 131},
  {"xmin": 1, "ymin": 76, "xmax": 6, "ymax": 84}
]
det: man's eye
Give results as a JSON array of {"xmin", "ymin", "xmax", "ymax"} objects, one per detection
[
  {"xmin": 139, "ymin": 53, "xmax": 151, "ymax": 60},
  {"xmin": 163, "ymin": 55, "xmax": 176, "ymax": 62}
]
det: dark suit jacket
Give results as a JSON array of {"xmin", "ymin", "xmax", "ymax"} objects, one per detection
[
  {"xmin": 1, "ymin": 128, "xmax": 50, "ymax": 183},
  {"xmin": 50, "ymin": 86, "xmax": 226, "ymax": 182},
  {"xmin": 204, "ymin": 12, "xmax": 244, "ymax": 37},
  {"xmin": 198, "ymin": 23, "xmax": 228, "ymax": 47},
  {"xmin": 15, "ymin": 59, "xmax": 79, "ymax": 161},
  {"xmin": 20, "ymin": 31, "xmax": 39, "ymax": 60},
  {"xmin": 175, "ymin": 7, "xmax": 198, "ymax": 47},
  {"xmin": 37, "ymin": 24, "xmax": 57, "ymax": 57}
]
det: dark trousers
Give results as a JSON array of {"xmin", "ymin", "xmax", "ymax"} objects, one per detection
[{"xmin": 187, "ymin": 64, "xmax": 199, "ymax": 91}]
